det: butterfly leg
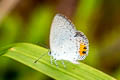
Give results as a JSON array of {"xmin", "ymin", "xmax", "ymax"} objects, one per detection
[
  {"xmin": 50, "ymin": 56, "xmax": 53, "ymax": 64},
  {"xmin": 54, "ymin": 59, "xmax": 59, "ymax": 68},
  {"xmin": 61, "ymin": 61, "xmax": 66, "ymax": 68}
]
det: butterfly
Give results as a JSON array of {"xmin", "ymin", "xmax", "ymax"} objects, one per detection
[{"xmin": 49, "ymin": 14, "xmax": 89, "ymax": 66}]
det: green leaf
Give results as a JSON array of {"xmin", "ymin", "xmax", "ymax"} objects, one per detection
[
  {"xmin": 2, "ymin": 43, "xmax": 116, "ymax": 80},
  {"xmin": 0, "ymin": 44, "xmax": 14, "ymax": 55},
  {"xmin": 113, "ymin": 67, "xmax": 120, "ymax": 80},
  {"xmin": 0, "ymin": 15, "xmax": 22, "ymax": 47},
  {"xmin": 26, "ymin": 6, "xmax": 53, "ymax": 44},
  {"xmin": 74, "ymin": 0, "xmax": 102, "ymax": 32}
]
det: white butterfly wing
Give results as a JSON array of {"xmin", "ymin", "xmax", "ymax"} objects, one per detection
[
  {"xmin": 49, "ymin": 14, "xmax": 89, "ymax": 64},
  {"xmin": 50, "ymin": 14, "xmax": 76, "ymax": 50}
]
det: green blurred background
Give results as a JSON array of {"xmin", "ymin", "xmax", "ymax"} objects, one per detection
[{"xmin": 0, "ymin": 0, "xmax": 120, "ymax": 80}]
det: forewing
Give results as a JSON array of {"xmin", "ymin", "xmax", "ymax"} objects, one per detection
[{"xmin": 50, "ymin": 14, "xmax": 76, "ymax": 50}]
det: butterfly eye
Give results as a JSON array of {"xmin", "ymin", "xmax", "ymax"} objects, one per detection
[
  {"xmin": 82, "ymin": 51, "xmax": 86, "ymax": 54},
  {"xmin": 48, "ymin": 51, "xmax": 51, "ymax": 55}
]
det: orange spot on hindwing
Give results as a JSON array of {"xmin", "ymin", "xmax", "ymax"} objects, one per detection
[{"xmin": 79, "ymin": 43, "xmax": 87, "ymax": 56}]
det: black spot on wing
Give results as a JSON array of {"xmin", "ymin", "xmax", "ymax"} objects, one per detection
[
  {"xmin": 83, "ymin": 47, "xmax": 87, "ymax": 49},
  {"xmin": 74, "ymin": 31, "xmax": 84, "ymax": 37},
  {"xmin": 82, "ymin": 51, "xmax": 86, "ymax": 54}
]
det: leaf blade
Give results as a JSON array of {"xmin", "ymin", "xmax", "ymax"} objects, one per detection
[{"xmin": 3, "ymin": 43, "xmax": 116, "ymax": 80}]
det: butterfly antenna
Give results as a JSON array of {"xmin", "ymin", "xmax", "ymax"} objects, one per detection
[
  {"xmin": 35, "ymin": 42, "xmax": 49, "ymax": 49},
  {"xmin": 34, "ymin": 50, "xmax": 51, "ymax": 63}
]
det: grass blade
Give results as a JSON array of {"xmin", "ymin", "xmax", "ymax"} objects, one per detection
[{"xmin": 2, "ymin": 43, "xmax": 116, "ymax": 80}]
